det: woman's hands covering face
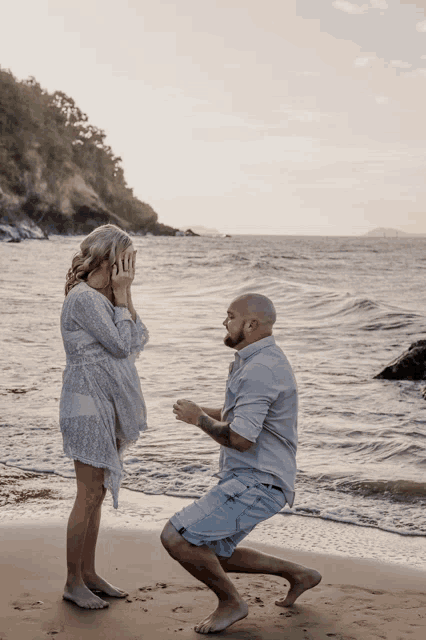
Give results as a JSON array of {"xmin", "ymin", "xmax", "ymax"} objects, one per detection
[{"xmin": 111, "ymin": 248, "xmax": 137, "ymax": 293}]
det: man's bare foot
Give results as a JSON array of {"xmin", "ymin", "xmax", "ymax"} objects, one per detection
[
  {"xmin": 83, "ymin": 574, "xmax": 128, "ymax": 598},
  {"xmin": 275, "ymin": 568, "xmax": 322, "ymax": 607},
  {"xmin": 63, "ymin": 584, "xmax": 109, "ymax": 609},
  {"xmin": 194, "ymin": 599, "xmax": 248, "ymax": 634}
]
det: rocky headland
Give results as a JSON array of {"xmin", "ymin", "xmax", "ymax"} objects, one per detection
[{"xmin": 0, "ymin": 67, "xmax": 177, "ymax": 240}]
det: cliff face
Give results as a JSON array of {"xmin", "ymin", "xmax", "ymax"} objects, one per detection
[
  {"xmin": 0, "ymin": 68, "xmax": 176, "ymax": 236},
  {"xmin": 0, "ymin": 153, "xmax": 130, "ymax": 234}
]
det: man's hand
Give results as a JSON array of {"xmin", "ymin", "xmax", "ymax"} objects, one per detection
[
  {"xmin": 173, "ymin": 399, "xmax": 253, "ymax": 452},
  {"xmin": 173, "ymin": 399, "xmax": 205, "ymax": 426}
]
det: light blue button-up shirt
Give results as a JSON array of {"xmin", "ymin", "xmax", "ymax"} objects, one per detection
[{"xmin": 216, "ymin": 335, "xmax": 298, "ymax": 507}]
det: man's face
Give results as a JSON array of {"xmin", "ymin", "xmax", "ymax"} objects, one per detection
[{"xmin": 223, "ymin": 304, "xmax": 246, "ymax": 349}]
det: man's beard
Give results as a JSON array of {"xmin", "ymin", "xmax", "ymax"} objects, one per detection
[{"xmin": 224, "ymin": 328, "xmax": 245, "ymax": 349}]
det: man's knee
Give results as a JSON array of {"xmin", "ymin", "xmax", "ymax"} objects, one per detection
[
  {"xmin": 160, "ymin": 521, "xmax": 176, "ymax": 549},
  {"xmin": 160, "ymin": 521, "xmax": 186, "ymax": 557}
]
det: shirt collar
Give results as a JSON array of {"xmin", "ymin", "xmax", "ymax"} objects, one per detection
[{"xmin": 236, "ymin": 335, "xmax": 276, "ymax": 362}]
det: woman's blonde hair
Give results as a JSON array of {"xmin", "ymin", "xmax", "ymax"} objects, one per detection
[{"xmin": 65, "ymin": 224, "xmax": 132, "ymax": 296}]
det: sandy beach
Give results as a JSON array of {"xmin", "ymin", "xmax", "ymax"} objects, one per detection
[
  {"xmin": 1, "ymin": 467, "xmax": 425, "ymax": 640},
  {"xmin": 1, "ymin": 521, "xmax": 425, "ymax": 640}
]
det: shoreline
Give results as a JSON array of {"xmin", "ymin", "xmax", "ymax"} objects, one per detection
[
  {"xmin": 1, "ymin": 462, "xmax": 426, "ymax": 572},
  {"xmin": 1, "ymin": 520, "xmax": 425, "ymax": 640}
]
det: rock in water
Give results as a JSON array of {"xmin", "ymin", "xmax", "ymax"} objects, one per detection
[
  {"xmin": 0, "ymin": 221, "xmax": 48, "ymax": 242},
  {"xmin": 375, "ymin": 340, "xmax": 426, "ymax": 380}
]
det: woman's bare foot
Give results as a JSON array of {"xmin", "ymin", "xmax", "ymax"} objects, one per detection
[
  {"xmin": 194, "ymin": 599, "xmax": 248, "ymax": 634},
  {"xmin": 63, "ymin": 583, "xmax": 109, "ymax": 609},
  {"xmin": 83, "ymin": 574, "xmax": 128, "ymax": 598},
  {"xmin": 275, "ymin": 568, "xmax": 322, "ymax": 607}
]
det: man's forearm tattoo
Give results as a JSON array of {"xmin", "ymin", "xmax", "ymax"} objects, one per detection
[{"xmin": 197, "ymin": 415, "xmax": 232, "ymax": 448}]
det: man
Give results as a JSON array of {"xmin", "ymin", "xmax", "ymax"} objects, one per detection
[{"xmin": 161, "ymin": 293, "xmax": 321, "ymax": 635}]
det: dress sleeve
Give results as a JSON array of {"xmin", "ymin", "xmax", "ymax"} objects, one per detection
[
  {"xmin": 130, "ymin": 314, "xmax": 150, "ymax": 358},
  {"xmin": 229, "ymin": 364, "xmax": 279, "ymax": 443},
  {"xmin": 72, "ymin": 290, "xmax": 134, "ymax": 359}
]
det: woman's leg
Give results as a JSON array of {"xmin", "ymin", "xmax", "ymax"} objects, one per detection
[
  {"xmin": 80, "ymin": 484, "xmax": 107, "ymax": 578},
  {"xmin": 81, "ymin": 481, "xmax": 128, "ymax": 598},
  {"xmin": 64, "ymin": 460, "xmax": 109, "ymax": 609}
]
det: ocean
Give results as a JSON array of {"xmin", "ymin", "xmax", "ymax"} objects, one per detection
[{"xmin": 1, "ymin": 233, "xmax": 425, "ymax": 543}]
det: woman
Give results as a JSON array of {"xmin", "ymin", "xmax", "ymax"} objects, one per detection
[{"xmin": 59, "ymin": 224, "xmax": 149, "ymax": 609}]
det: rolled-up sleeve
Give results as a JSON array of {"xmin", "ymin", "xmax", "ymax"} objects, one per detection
[
  {"xmin": 72, "ymin": 291, "xmax": 134, "ymax": 359},
  {"xmin": 230, "ymin": 364, "xmax": 279, "ymax": 442}
]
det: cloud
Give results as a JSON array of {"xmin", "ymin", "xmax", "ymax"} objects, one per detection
[
  {"xmin": 403, "ymin": 67, "xmax": 426, "ymax": 77},
  {"xmin": 332, "ymin": 0, "xmax": 388, "ymax": 14},
  {"xmin": 288, "ymin": 111, "xmax": 322, "ymax": 123},
  {"xmin": 290, "ymin": 71, "xmax": 320, "ymax": 77},
  {"xmin": 375, "ymin": 96, "xmax": 389, "ymax": 104},
  {"xmin": 332, "ymin": 1, "xmax": 369, "ymax": 14},
  {"xmin": 416, "ymin": 21, "xmax": 426, "ymax": 32},
  {"xmin": 390, "ymin": 59, "xmax": 412, "ymax": 68},
  {"xmin": 353, "ymin": 56, "xmax": 375, "ymax": 67}
]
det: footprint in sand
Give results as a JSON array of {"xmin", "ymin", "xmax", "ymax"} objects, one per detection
[
  {"xmin": 338, "ymin": 585, "xmax": 386, "ymax": 596},
  {"xmin": 13, "ymin": 599, "xmax": 48, "ymax": 611},
  {"xmin": 279, "ymin": 610, "xmax": 300, "ymax": 617},
  {"xmin": 172, "ymin": 606, "xmax": 192, "ymax": 614},
  {"xmin": 138, "ymin": 582, "xmax": 169, "ymax": 593}
]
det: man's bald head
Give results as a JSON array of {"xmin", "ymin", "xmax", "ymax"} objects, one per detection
[
  {"xmin": 231, "ymin": 294, "xmax": 276, "ymax": 328},
  {"xmin": 223, "ymin": 293, "xmax": 276, "ymax": 350}
]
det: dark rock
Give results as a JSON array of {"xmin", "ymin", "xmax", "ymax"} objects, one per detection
[
  {"xmin": 184, "ymin": 228, "xmax": 200, "ymax": 236},
  {"xmin": 375, "ymin": 340, "xmax": 426, "ymax": 380}
]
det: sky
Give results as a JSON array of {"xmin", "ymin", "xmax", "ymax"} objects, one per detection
[{"xmin": 1, "ymin": 0, "xmax": 426, "ymax": 235}]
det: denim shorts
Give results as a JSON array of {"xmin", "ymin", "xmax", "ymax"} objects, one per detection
[{"xmin": 169, "ymin": 472, "xmax": 287, "ymax": 558}]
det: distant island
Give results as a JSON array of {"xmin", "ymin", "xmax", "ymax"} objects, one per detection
[
  {"xmin": 364, "ymin": 227, "xmax": 426, "ymax": 238},
  {"xmin": 0, "ymin": 66, "xmax": 177, "ymax": 239},
  {"xmin": 178, "ymin": 225, "xmax": 221, "ymax": 236}
]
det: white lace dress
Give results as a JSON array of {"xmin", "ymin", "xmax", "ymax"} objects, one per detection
[{"xmin": 59, "ymin": 282, "xmax": 149, "ymax": 507}]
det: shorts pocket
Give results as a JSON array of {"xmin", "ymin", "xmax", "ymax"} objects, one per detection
[
  {"xmin": 256, "ymin": 484, "xmax": 287, "ymax": 510},
  {"xmin": 236, "ymin": 495, "xmax": 277, "ymax": 532},
  {"xmin": 217, "ymin": 477, "xmax": 250, "ymax": 499}
]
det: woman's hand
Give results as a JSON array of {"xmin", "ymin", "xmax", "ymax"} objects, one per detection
[
  {"xmin": 111, "ymin": 250, "xmax": 135, "ymax": 304},
  {"xmin": 126, "ymin": 249, "xmax": 136, "ymax": 293}
]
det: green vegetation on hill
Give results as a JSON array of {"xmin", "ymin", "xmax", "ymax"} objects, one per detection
[{"xmin": 0, "ymin": 67, "xmax": 176, "ymax": 235}]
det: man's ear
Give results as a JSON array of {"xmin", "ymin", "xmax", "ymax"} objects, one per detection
[{"xmin": 246, "ymin": 318, "xmax": 259, "ymax": 333}]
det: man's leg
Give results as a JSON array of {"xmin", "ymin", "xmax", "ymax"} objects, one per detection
[
  {"xmin": 218, "ymin": 546, "xmax": 322, "ymax": 606},
  {"xmin": 161, "ymin": 522, "xmax": 248, "ymax": 634}
]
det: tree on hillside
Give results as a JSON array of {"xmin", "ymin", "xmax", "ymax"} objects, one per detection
[{"xmin": 0, "ymin": 66, "xmax": 169, "ymax": 233}]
